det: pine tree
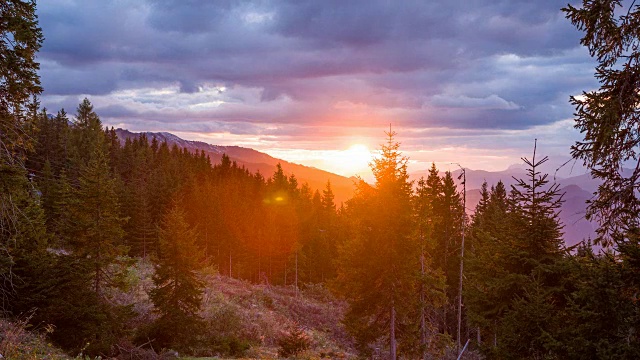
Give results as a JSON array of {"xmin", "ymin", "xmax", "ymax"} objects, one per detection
[
  {"xmin": 150, "ymin": 200, "xmax": 204, "ymax": 349},
  {"xmin": 563, "ymin": 1, "xmax": 640, "ymax": 243},
  {"xmin": 414, "ymin": 175, "xmax": 448, "ymax": 357},
  {"xmin": 466, "ymin": 181, "xmax": 512, "ymax": 349},
  {"xmin": 0, "ymin": 0, "xmax": 43, "ymax": 164},
  {"xmin": 70, "ymin": 98, "xmax": 106, "ymax": 170},
  {"xmin": 509, "ymin": 142, "xmax": 564, "ymax": 266},
  {"xmin": 336, "ymin": 129, "xmax": 418, "ymax": 359},
  {"xmin": 437, "ymin": 171, "xmax": 465, "ymax": 335},
  {"xmin": 69, "ymin": 146, "xmax": 127, "ymax": 297},
  {"xmin": 0, "ymin": 1, "xmax": 44, "ymax": 312},
  {"xmin": 466, "ymin": 144, "xmax": 566, "ymax": 358}
]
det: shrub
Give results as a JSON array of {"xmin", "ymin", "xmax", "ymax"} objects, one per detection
[
  {"xmin": 278, "ymin": 323, "xmax": 311, "ymax": 358},
  {"xmin": 0, "ymin": 317, "xmax": 68, "ymax": 360},
  {"xmin": 206, "ymin": 336, "xmax": 250, "ymax": 357}
]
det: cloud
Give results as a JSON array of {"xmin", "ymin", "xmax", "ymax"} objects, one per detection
[
  {"xmin": 430, "ymin": 94, "xmax": 521, "ymax": 110},
  {"xmin": 34, "ymin": 0, "xmax": 599, "ymax": 171}
]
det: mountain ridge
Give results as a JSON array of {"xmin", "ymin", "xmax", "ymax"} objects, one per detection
[
  {"xmin": 422, "ymin": 167, "xmax": 598, "ymax": 247},
  {"xmin": 115, "ymin": 128, "xmax": 358, "ymax": 205},
  {"xmin": 116, "ymin": 128, "xmax": 599, "ymax": 247}
]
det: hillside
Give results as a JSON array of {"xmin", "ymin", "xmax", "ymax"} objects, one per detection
[
  {"xmin": 115, "ymin": 127, "xmax": 601, "ymax": 246},
  {"xmin": 115, "ymin": 129, "xmax": 357, "ymax": 205},
  {"xmin": 1, "ymin": 260, "xmax": 355, "ymax": 359},
  {"xmin": 117, "ymin": 261, "xmax": 356, "ymax": 359}
]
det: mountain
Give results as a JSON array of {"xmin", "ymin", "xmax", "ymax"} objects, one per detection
[
  {"xmin": 412, "ymin": 166, "xmax": 598, "ymax": 247},
  {"xmin": 560, "ymin": 184, "xmax": 596, "ymax": 246},
  {"xmin": 116, "ymin": 128, "xmax": 602, "ymax": 246},
  {"xmin": 412, "ymin": 167, "xmax": 528, "ymax": 191},
  {"xmin": 115, "ymin": 129, "xmax": 357, "ymax": 204}
]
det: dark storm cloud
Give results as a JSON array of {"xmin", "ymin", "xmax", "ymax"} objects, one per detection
[{"xmin": 35, "ymin": 0, "xmax": 595, "ymax": 133}]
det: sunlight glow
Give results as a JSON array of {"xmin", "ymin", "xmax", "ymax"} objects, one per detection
[{"xmin": 330, "ymin": 144, "xmax": 372, "ymax": 176}]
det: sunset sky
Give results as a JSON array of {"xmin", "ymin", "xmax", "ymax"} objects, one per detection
[{"xmin": 35, "ymin": 0, "xmax": 596, "ymax": 178}]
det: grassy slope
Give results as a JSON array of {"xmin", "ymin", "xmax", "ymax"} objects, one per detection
[
  {"xmin": 114, "ymin": 261, "xmax": 355, "ymax": 359},
  {"xmin": 1, "ymin": 261, "xmax": 355, "ymax": 359},
  {"xmin": 196, "ymin": 272, "xmax": 355, "ymax": 359},
  {"xmin": 0, "ymin": 318, "xmax": 70, "ymax": 360}
]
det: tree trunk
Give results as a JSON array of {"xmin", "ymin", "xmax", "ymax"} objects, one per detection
[
  {"xmin": 420, "ymin": 244, "xmax": 427, "ymax": 359},
  {"xmin": 390, "ymin": 304, "xmax": 397, "ymax": 360},
  {"xmin": 493, "ymin": 320, "xmax": 497, "ymax": 348}
]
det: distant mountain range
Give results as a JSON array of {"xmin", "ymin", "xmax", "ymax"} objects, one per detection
[
  {"xmin": 410, "ymin": 166, "xmax": 599, "ymax": 247},
  {"xmin": 117, "ymin": 128, "xmax": 601, "ymax": 247},
  {"xmin": 115, "ymin": 129, "xmax": 358, "ymax": 205}
]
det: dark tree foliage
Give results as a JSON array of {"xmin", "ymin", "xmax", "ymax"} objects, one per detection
[
  {"xmin": 70, "ymin": 146, "xmax": 127, "ymax": 296},
  {"xmin": 466, "ymin": 145, "xmax": 566, "ymax": 359},
  {"xmin": 150, "ymin": 200, "xmax": 204, "ymax": 350},
  {"xmin": 509, "ymin": 142, "xmax": 564, "ymax": 268},
  {"xmin": 413, "ymin": 172, "xmax": 448, "ymax": 357},
  {"xmin": 556, "ymin": 243, "xmax": 640, "ymax": 359},
  {"xmin": 0, "ymin": 0, "xmax": 45, "ymax": 314},
  {"xmin": 0, "ymin": 0, "xmax": 42, "ymax": 163},
  {"xmin": 336, "ymin": 131, "xmax": 422, "ymax": 360},
  {"xmin": 466, "ymin": 181, "xmax": 511, "ymax": 351},
  {"xmin": 435, "ymin": 171, "xmax": 465, "ymax": 335},
  {"xmin": 564, "ymin": 0, "xmax": 640, "ymax": 244}
]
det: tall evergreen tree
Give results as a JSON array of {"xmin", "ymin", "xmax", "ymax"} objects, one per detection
[
  {"xmin": 437, "ymin": 171, "xmax": 465, "ymax": 335},
  {"xmin": 71, "ymin": 98, "xmax": 106, "ymax": 169},
  {"xmin": 466, "ymin": 144, "xmax": 566, "ymax": 359},
  {"xmin": 0, "ymin": 0, "xmax": 43, "ymax": 165},
  {"xmin": 467, "ymin": 181, "xmax": 511, "ymax": 351},
  {"xmin": 69, "ymin": 146, "xmax": 127, "ymax": 296},
  {"xmin": 150, "ymin": 200, "xmax": 204, "ymax": 349},
  {"xmin": 414, "ymin": 175, "xmax": 448, "ymax": 357},
  {"xmin": 563, "ymin": 0, "xmax": 640, "ymax": 243},
  {"xmin": 336, "ymin": 130, "xmax": 418, "ymax": 359},
  {"xmin": 0, "ymin": 0, "xmax": 44, "ymax": 311}
]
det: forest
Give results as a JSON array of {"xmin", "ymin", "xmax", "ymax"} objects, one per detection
[{"xmin": 2, "ymin": 0, "xmax": 640, "ymax": 359}]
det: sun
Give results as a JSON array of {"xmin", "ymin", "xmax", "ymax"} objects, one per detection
[
  {"xmin": 333, "ymin": 144, "xmax": 372, "ymax": 175},
  {"xmin": 345, "ymin": 144, "xmax": 371, "ymax": 164}
]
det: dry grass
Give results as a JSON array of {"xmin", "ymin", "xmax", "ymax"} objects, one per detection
[
  {"xmin": 198, "ymin": 272, "xmax": 355, "ymax": 359},
  {"xmin": 0, "ymin": 316, "xmax": 70, "ymax": 360},
  {"xmin": 110, "ymin": 260, "xmax": 355, "ymax": 359},
  {"xmin": 1, "ymin": 259, "xmax": 355, "ymax": 359}
]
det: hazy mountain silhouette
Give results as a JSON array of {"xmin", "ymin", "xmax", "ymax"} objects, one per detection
[
  {"xmin": 117, "ymin": 128, "xmax": 601, "ymax": 246},
  {"xmin": 115, "ymin": 129, "xmax": 357, "ymax": 205},
  {"xmin": 411, "ymin": 166, "xmax": 598, "ymax": 247}
]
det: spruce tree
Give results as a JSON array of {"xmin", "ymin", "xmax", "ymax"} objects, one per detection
[
  {"xmin": 0, "ymin": 0, "xmax": 43, "ymax": 164},
  {"xmin": 70, "ymin": 146, "xmax": 127, "ymax": 296},
  {"xmin": 414, "ymin": 175, "xmax": 448, "ymax": 357},
  {"xmin": 437, "ymin": 171, "xmax": 465, "ymax": 335},
  {"xmin": 70, "ymin": 98, "xmax": 106, "ymax": 171},
  {"xmin": 336, "ymin": 130, "xmax": 418, "ymax": 359},
  {"xmin": 150, "ymin": 200, "xmax": 204, "ymax": 349},
  {"xmin": 466, "ymin": 144, "xmax": 566, "ymax": 358},
  {"xmin": 563, "ymin": 1, "xmax": 640, "ymax": 243},
  {"xmin": 0, "ymin": 0, "xmax": 44, "ymax": 312}
]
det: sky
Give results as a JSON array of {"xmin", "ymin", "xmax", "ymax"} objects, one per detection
[{"xmin": 35, "ymin": 0, "xmax": 598, "ymax": 178}]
